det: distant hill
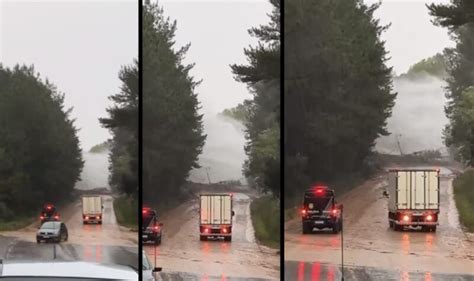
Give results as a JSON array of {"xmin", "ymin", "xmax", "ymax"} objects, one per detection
[
  {"xmin": 398, "ymin": 52, "xmax": 448, "ymax": 79},
  {"xmin": 89, "ymin": 141, "xmax": 111, "ymax": 153}
]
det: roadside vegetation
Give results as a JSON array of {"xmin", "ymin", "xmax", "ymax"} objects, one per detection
[
  {"xmin": 0, "ymin": 65, "xmax": 83, "ymax": 227},
  {"xmin": 452, "ymin": 170, "xmax": 474, "ymax": 232},
  {"xmin": 99, "ymin": 60, "xmax": 138, "ymax": 228},
  {"xmin": 113, "ymin": 195, "xmax": 138, "ymax": 231},
  {"xmin": 250, "ymin": 196, "xmax": 279, "ymax": 249},
  {"xmin": 142, "ymin": 2, "xmax": 206, "ymax": 209}
]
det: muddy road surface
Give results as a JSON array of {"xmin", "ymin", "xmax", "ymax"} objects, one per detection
[
  {"xmin": 0, "ymin": 194, "xmax": 138, "ymax": 268},
  {"xmin": 285, "ymin": 167, "xmax": 474, "ymax": 280},
  {"xmin": 145, "ymin": 192, "xmax": 279, "ymax": 280}
]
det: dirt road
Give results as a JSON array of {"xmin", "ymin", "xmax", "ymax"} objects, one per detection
[
  {"xmin": 145, "ymin": 192, "xmax": 279, "ymax": 280},
  {"xmin": 0, "ymin": 194, "xmax": 138, "ymax": 267},
  {"xmin": 284, "ymin": 167, "xmax": 474, "ymax": 280}
]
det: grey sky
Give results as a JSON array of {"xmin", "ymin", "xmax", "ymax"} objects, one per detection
[
  {"xmin": 0, "ymin": 1, "xmax": 137, "ymax": 151},
  {"xmin": 366, "ymin": 0, "xmax": 454, "ymax": 74},
  {"xmin": 160, "ymin": 0, "xmax": 272, "ymax": 115}
]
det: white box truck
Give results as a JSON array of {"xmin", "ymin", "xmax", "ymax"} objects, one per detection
[
  {"xmin": 82, "ymin": 196, "xmax": 103, "ymax": 224},
  {"xmin": 199, "ymin": 194, "xmax": 234, "ymax": 241},
  {"xmin": 387, "ymin": 169, "xmax": 440, "ymax": 232}
]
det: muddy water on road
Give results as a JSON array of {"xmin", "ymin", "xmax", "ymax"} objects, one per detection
[
  {"xmin": 146, "ymin": 192, "xmax": 279, "ymax": 280},
  {"xmin": 0, "ymin": 194, "xmax": 137, "ymax": 266},
  {"xmin": 285, "ymin": 168, "xmax": 474, "ymax": 280}
]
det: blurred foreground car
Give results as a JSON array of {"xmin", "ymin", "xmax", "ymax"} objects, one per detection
[
  {"xmin": 142, "ymin": 250, "xmax": 162, "ymax": 281},
  {"xmin": 0, "ymin": 260, "xmax": 138, "ymax": 280},
  {"xmin": 36, "ymin": 221, "xmax": 68, "ymax": 243}
]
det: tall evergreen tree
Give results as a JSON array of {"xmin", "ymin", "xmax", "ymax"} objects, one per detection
[
  {"xmin": 231, "ymin": 0, "xmax": 280, "ymax": 197},
  {"xmin": 100, "ymin": 61, "xmax": 138, "ymax": 197},
  {"xmin": 429, "ymin": 0, "xmax": 474, "ymax": 165},
  {"xmin": 0, "ymin": 65, "xmax": 83, "ymax": 218},
  {"xmin": 284, "ymin": 0, "xmax": 396, "ymax": 205},
  {"xmin": 143, "ymin": 3, "xmax": 206, "ymax": 207}
]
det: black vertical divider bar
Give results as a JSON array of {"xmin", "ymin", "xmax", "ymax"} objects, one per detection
[
  {"xmin": 279, "ymin": 0, "xmax": 284, "ymax": 279},
  {"xmin": 138, "ymin": 0, "xmax": 143, "ymax": 278}
]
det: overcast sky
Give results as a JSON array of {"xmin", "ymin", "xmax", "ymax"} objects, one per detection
[
  {"xmin": 0, "ymin": 0, "xmax": 137, "ymax": 151},
  {"xmin": 160, "ymin": 0, "xmax": 272, "ymax": 116},
  {"xmin": 366, "ymin": 0, "xmax": 455, "ymax": 74}
]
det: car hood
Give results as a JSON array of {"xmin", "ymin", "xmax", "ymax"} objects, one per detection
[{"xmin": 0, "ymin": 261, "xmax": 138, "ymax": 280}]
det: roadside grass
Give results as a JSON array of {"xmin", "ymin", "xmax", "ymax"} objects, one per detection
[
  {"xmin": 0, "ymin": 216, "xmax": 36, "ymax": 231},
  {"xmin": 453, "ymin": 170, "xmax": 474, "ymax": 232},
  {"xmin": 250, "ymin": 196, "xmax": 280, "ymax": 249},
  {"xmin": 114, "ymin": 195, "xmax": 138, "ymax": 231}
]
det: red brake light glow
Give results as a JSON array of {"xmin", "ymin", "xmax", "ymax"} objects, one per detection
[
  {"xmin": 204, "ymin": 228, "xmax": 209, "ymax": 233},
  {"xmin": 47, "ymin": 206, "xmax": 51, "ymax": 210},
  {"xmin": 85, "ymin": 216, "xmax": 89, "ymax": 220},
  {"xmin": 301, "ymin": 209, "xmax": 307, "ymax": 215},
  {"xmin": 332, "ymin": 209, "xmax": 338, "ymax": 215},
  {"xmin": 142, "ymin": 209, "xmax": 148, "ymax": 214},
  {"xmin": 222, "ymin": 228, "xmax": 228, "ymax": 233},
  {"xmin": 426, "ymin": 214, "xmax": 433, "ymax": 221},
  {"xmin": 40, "ymin": 216, "xmax": 44, "ymax": 220},
  {"xmin": 402, "ymin": 215, "xmax": 410, "ymax": 222}
]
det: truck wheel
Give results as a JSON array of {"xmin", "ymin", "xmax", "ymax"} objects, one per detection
[
  {"xmin": 429, "ymin": 226, "xmax": 437, "ymax": 232},
  {"xmin": 200, "ymin": 235, "xmax": 207, "ymax": 241},
  {"xmin": 224, "ymin": 236, "xmax": 232, "ymax": 242},
  {"xmin": 393, "ymin": 224, "xmax": 402, "ymax": 231},
  {"xmin": 98, "ymin": 221, "xmax": 102, "ymax": 225}
]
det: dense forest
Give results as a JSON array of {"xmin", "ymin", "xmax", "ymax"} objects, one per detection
[
  {"xmin": 0, "ymin": 65, "xmax": 83, "ymax": 219},
  {"xmin": 284, "ymin": 0, "xmax": 396, "ymax": 206},
  {"xmin": 143, "ymin": 2, "xmax": 206, "ymax": 208},
  {"xmin": 100, "ymin": 61, "xmax": 138, "ymax": 198},
  {"xmin": 428, "ymin": 0, "xmax": 474, "ymax": 166},
  {"xmin": 231, "ymin": 0, "xmax": 280, "ymax": 198}
]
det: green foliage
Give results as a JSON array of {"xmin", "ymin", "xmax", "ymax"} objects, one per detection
[
  {"xmin": 113, "ymin": 195, "xmax": 138, "ymax": 230},
  {"xmin": 429, "ymin": 1, "xmax": 474, "ymax": 166},
  {"xmin": 402, "ymin": 53, "xmax": 448, "ymax": 79},
  {"xmin": 0, "ymin": 64, "xmax": 83, "ymax": 219},
  {"xmin": 452, "ymin": 169, "xmax": 474, "ymax": 232},
  {"xmin": 89, "ymin": 141, "xmax": 111, "ymax": 153},
  {"xmin": 100, "ymin": 61, "xmax": 138, "ymax": 198},
  {"xmin": 220, "ymin": 102, "xmax": 249, "ymax": 124},
  {"xmin": 284, "ymin": 0, "xmax": 396, "ymax": 206},
  {"xmin": 231, "ymin": 0, "xmax": 280, "ymax": 197},
  {"xmin": 143, "ymin": 3, "xmax": 206, "ymax": 205},
  {"xmin": 250, "ymin": 196, "xmax": 280, "ymax": 249}
]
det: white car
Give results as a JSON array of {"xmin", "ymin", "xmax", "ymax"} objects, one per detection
[
  {"xmin": 142, "ymin": 250, "xmax": 161, "ymax": 281},
  {"xmin": 0, "ymin": 260, "xmax": 138, "ymax": 280}
]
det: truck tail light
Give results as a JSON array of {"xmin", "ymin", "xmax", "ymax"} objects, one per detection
[
  {"xmin": 85, "ymin": 216, "xmax": 89, "ymax": 220},
  {"xmin": 204, "ymin": 228, "xmax": 209, "ymax": 233},
  {"xmin": 97, "ymin": 216, "xmax": 101, "ymax": 220},
  {"xmin": 402, "ymin": 214, "xmax": 410, "ymax": 222},
  {"xmin": 426, "ymin": 214, "xmax": 433, "ymax": 221}
]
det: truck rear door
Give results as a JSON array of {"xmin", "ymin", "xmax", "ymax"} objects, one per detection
[
  {"xmin": 396, "ymin": 170, "xmax": 439, "ymax": 210},
  {"xmin": 200, "ymin": 195, "xmax": 232, "ymax": 225}
]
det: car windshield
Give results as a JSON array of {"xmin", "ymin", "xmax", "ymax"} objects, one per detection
[
  {"xmin": 40, "ymin": 222, "xmax": 59, "ymax": 230},
  {"xmin": 143, "ymin": 214, "xmax": 156, "ymax": 228}
]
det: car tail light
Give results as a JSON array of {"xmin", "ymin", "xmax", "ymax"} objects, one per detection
[
  {"xmin": 331, "ymin": 209, "xmax": 338, "ymax": 215},
  {"xmin": 54, "ymin": 215, "xmax": 59, "ymax": 220},
  {"xmin": 426, "ymin": 214, "xmax": 433, "ymax": 221},
  {"xmin": 153, "ymin": 225, "xmax": 159, "ymax": 232},
  {"xmin": 402, "ymin": 214, "xmax": 410, "ymax": 222},
  {"xmin": 301, "ymin": 209, "xmax": 307, "ymax": 215},
  {"xmin": 142, "ymin": 209, "xmax": 147, "ymax": 214},
  {"xmin": 40, "ymin": 216, "xmax": 44, "ymax": 220}
]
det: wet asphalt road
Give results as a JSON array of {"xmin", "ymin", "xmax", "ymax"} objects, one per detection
[
  {"xmin": 0, "ymin": 194, "xmax": 138, "ymax": 268},
  {"xmin": 284, "ymin": 166, "xmax": 474, "ymax": 281},
  {"xmin": 146, "ymin": 191, "xmax": 279, "ymax": 280},
  {"xmin": 285, "ymin": 261, "xmax": 474, "ymax": 281}
]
